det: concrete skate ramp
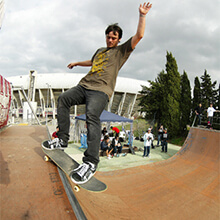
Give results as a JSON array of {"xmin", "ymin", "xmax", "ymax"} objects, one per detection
[
  {"xmin": 0, "ymin": 126, "xmax": 76, "ymax": 220},
  {"xmin": 71, "ymin": 127, "xmax": 220, "ymax": 219}
]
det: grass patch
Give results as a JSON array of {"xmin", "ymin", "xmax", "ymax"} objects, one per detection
[{"xmin": 169, "ymin": 136, "xmax": 185, "ymax": 146}]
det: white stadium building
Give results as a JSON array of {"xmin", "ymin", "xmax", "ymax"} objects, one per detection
[{"xmin": 7, "ymin": 71, "xmax": 149, "ymax": 119}]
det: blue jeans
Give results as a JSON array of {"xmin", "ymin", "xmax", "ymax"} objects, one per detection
[
  {"xmin": 161, "ymin": 140, "xmax": 167, "ymax": 152},
  {"xmin": 112, "ymin": 146, "xmax": 122, "ymax": 154},
  {"xmin": 157, "ymin": 134, "xmax": 162, "ymax": 146},
  {"xmin": 208, "ymin": 116, "xmax": 213, "ymax": 126},
  {"xmin": 143, "ymin": 146, "xmax": 150, "ymax": 157},
  {"xmin": 197, "ymin": 114, "xmax": 201, "ymax": 125},
  {"xmin": 57, "ymin": 84, "xmax": 108, "ymax": 165}
]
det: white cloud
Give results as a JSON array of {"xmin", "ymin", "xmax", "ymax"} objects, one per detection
[{"xmin": 0, "ymin": 0, "xmax": 219, "ymax": 89}]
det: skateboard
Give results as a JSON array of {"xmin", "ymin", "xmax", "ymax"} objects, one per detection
[{"xmin": 41, "ymin": 140, "xmax": 107, "ymax": 193}]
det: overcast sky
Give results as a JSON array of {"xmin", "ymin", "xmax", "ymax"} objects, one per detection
[{"xmin": 0, "ymin": 0, "xmax": 219, "ymax": 88}]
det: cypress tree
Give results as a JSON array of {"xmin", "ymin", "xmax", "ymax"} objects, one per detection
[
  {"xmin": 180, "ymin": 71, "xmax": 191, "ymax": 131},
  {"xmin": 192, "ymin": 76, "xmax": 201, "ymax": 110},
  {"xmin": 139, "ymin": 70, "xmax": 166, "ymax": 123},
  {"xmin": 218, "ymin": 84, "xmax": 220, "ymax": 110},
  {"xmin": 200, "ymin": 69, "xmax": 218, "ymax": 108},
  {"xmin": 162, "ymin": 51, "xmax": 181, "ymax": 137}
]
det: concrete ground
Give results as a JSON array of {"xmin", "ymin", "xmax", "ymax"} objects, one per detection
[{"xmin": 64, "ymin": 140, "xmax": 181, "ymax": 172}]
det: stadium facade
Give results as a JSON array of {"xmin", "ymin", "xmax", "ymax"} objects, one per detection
[{"xmin": 6, "ymin": 71, "xmax": 149, "ymax": 119}]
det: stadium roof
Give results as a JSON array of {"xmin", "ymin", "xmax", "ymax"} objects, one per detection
[{"xmin": 7, "ymin": 73, "xmax": 150, "ymax": 94}]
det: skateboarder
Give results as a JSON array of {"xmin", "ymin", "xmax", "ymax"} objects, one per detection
[{"xmin": 43, "ymin": 2, "xmax": 152, "ymax": 184}]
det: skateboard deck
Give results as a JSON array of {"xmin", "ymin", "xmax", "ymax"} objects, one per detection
[{"xmin": 41, "ymin": 140, "xmax": 107, "ymax": 192}]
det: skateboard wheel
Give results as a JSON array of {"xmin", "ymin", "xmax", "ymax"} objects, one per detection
[
  {"xmin": 44, "ymin": 155, "xmax": 50, "ymax": 162},
  {"xmin": 74, "ymin": 185, "xmax": 80, "ymax": 192}
]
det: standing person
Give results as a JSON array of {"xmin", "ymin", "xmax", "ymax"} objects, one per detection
[
  {"xmin": 149, "ymin": 126, "xmax": 155, "ymax": 149},
  {"xmin": 101, "ymin": 135, "xmax": 113, "ymax": 159},
  {"xmin": 43, "ymin": 2, "xmax": 152, "ymax": 184},
  {"xmin": 110, "ymin": 126, "xmax": 120, "ymax": 135},
  {"xmin": 143, "ymin": 128, "xmax": 154, "ymax": 158},
  {"xmin": 157, "ymin": 124, "xmax": 163, "ymax": 146},
  {"xmin": 207, "ymin": 103, "xmax": 219, "ymax": 127},
  {"xmin": 161, "ymin": 128, "xmax": 168, "ymax": 153},
  {"xmin": 195, "ymin": 103, "xmax": 203, "ymax": 125}
]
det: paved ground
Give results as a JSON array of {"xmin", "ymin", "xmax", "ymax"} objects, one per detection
[{"xmin": 64, "ymin": 140, "xmax": 181, "ymax": 172}]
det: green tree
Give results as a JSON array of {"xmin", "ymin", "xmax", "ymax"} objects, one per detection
[
  {"xmin": 192, "ymin": 76, "xmax": 201, "ymax": 110},
  {"xmin": 139, "ymin": 52, "xmax": 181, "ymax": 137},
  {"xmin": 139, "ymin": 70, "xmax": 166, "ymax": 123},
  {"xmin": 218, "ymin": 84, "xmax": 220, "ymax": 110},
  {"xmin": 161, "ymin": 52, "xmax": 181, "ymax": 137},
  {"xmin": 180, "ymin": 71, "xmax": 191, "ymax": 131},
  {"xmin": 200, "ymin": 69, "xmax": 218, "ymax": 108}
]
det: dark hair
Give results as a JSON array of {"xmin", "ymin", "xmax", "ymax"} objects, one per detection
[
  {"xmin": 104, "ymin": 135, "xmax": 110, "ymax": 141},
  {"xmin": 105, "ymin": 23, "xmax": 123, "ymax": 39}
]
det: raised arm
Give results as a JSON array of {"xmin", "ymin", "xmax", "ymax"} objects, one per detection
[
  {"xmin": 67, "ymin": 60, "xmax": 92, "ymax": 69},
  {"xmin": 131, "ymin": 2, "xmax": 152, "ymax": 49}
]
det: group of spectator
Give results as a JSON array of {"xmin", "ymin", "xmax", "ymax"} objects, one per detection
[
  {"xmin": 101, "ymin": 124, "xmax": 170, "ymax": 159},
  {"xmin": 101, "ymin": 134, "xmax": 123, "ymax": 159},
  {"xmin": 100, "ymin": 126, "xmax": 125, "ymax": 159},
  {"xmin": 142, "ymin": 125, "xmax": 169, "ymax": 158},
  {"xmin": 157, "ymin": 125, "xmax": 169, "ymax": 153},
  {"xmin": 195, "ymin": 103, "xmax": 219, "ymax": 128}
]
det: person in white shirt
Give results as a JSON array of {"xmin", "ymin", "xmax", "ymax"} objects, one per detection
[
  {"xmin": 143, "ymin": 128, "xmax": 154, "ymax": 158},
  {"xmin": 111, "ymin": 134, "xmax": 122, "ymax": 156},
  {"xmin": 207, "ymin": 103, "xmax": 219, "ymax": 126}
]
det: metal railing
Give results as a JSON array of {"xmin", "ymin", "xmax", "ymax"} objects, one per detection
[{"xmin": 192, "ymin": 113, "xmax": 220, "ymax": 130}]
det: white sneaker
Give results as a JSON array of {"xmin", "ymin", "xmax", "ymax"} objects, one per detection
[
  {"xmin": 42, "ymin": 138, "xmax": 67, "ymax": 150},
  {"xmin": 70, "ymin": 162, "xmax": 96, "ymax": 184}
]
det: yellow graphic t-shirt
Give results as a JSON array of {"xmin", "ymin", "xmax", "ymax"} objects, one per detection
[{"xmin": 79, "ymin": 38, "xmax": 133, "ymax": 99}]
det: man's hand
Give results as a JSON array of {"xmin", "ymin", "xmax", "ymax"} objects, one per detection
[
  {"xmin": 131, "ymin": 2, "xmax": 152, "ymax": 49},
  {"xmin": 67, "ymin": 62, "xmax": 78, "ymax": 69},
  {"xmin": 139, "ymin": 2, "xmax": 152, "ymax": 16}
]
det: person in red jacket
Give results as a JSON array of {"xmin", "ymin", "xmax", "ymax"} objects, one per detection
[
  {"xmin": 111, "ymin": 126, "xmax": 120, "ymax": 135},
  {"xmin": 52, "ymin": 126, "xmax": 59, "ymax": 140}
]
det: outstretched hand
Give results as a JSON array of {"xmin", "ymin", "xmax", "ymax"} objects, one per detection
[
  {"xmin": 139, "ymin": 2, "xmax": 152, "ymax": 16},
  {"xmin": 67, "ymin": 63, "xmax": 77, "ymax": 69}
]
